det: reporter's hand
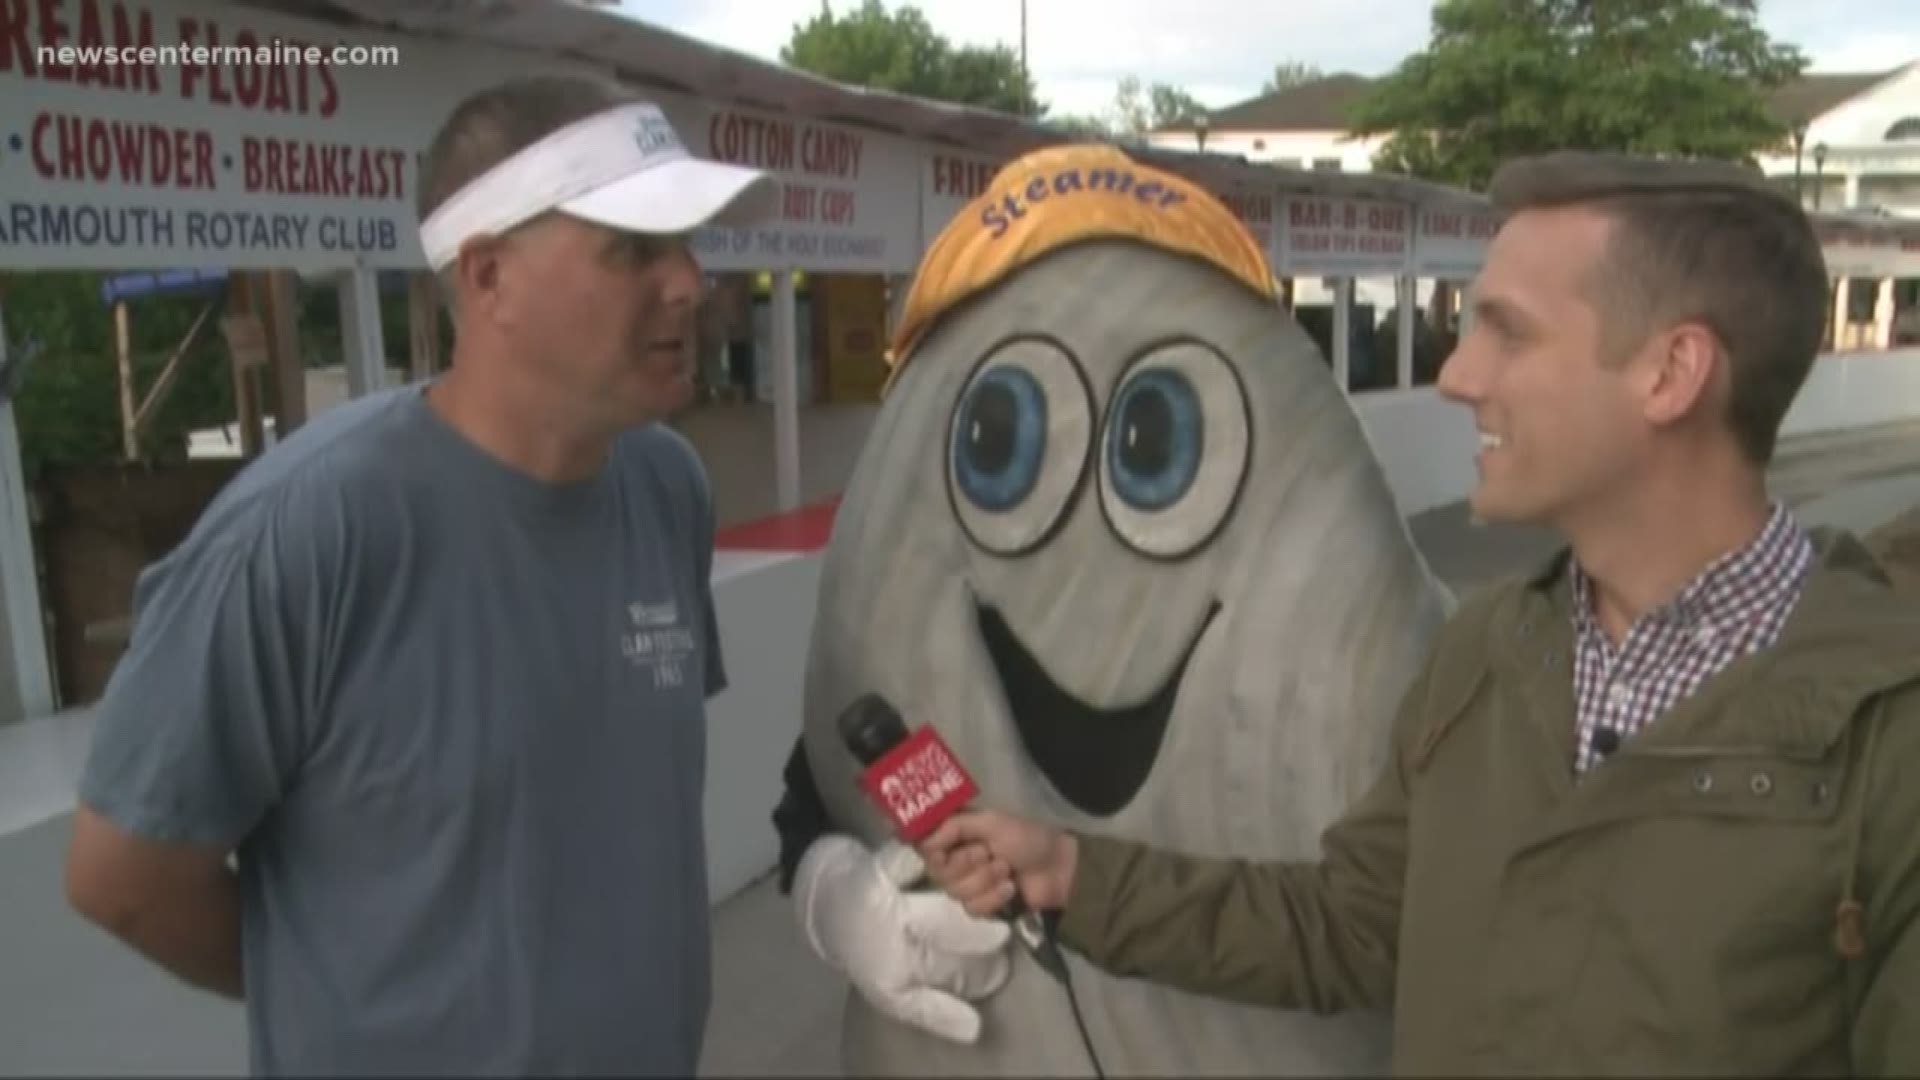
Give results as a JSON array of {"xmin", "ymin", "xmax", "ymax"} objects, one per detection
[{"xmin": 920, "ymin": 809, "xmax": 1079, "ymax": 916}]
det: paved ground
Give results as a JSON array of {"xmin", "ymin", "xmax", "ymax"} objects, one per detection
[{"xmin": 6, "ymin": 418, "xmax": 1920, "ymax": 1077}]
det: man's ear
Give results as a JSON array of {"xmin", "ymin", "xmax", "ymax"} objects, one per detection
[
  {"xmin": 1638, "ymin": 321, "xmax": 1721, "ymax": 429},
  {"xmin": 450, "ymin": 233, "xmax": 508, "ymax": 316}
]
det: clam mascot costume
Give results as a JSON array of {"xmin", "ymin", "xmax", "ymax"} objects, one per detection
[{"xmin": 771, "ymin": 143, "xmax": 1453, "ymax": 1076}]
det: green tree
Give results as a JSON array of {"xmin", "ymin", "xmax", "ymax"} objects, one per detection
[
  {"xmin": 1149, "ymin": 83, "xmax": 1209, "ymax": 128},
  {"xmin": 1105, "ymin": 75, "xmax": 1209, "ymax": 136},
  {"xmin": 1347, "ymin": 0, "xmax": 1808, "ymax": 190},
  {"xmin": 2, "ymin": 272, "xmax": 235, "ymax": 477},
  {"xmin": 1262, "ymin": 60, "xmax": 1323, "ymax": 94},
  {"xmin": 0, "ymin": 271, "xmax": 423, "ymax": 479},
  {"xmin": 1110, "ymin": 75, "xmax": 1150, "ymax": 135},
  {"xmin": 781, "ymin": 0, "xmax": 1041, "ymax": 116},
  {"xmin": 1047, "ymin": 112, "xmax": 1118, "ymax": 139}
]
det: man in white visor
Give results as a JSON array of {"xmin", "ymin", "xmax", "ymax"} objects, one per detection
[{"xmin": 65, "ymin": 74, "xmax": 776, "ymax": 1076}]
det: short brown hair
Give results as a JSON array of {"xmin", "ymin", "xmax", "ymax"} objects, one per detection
[
  {"xmin": 419, "ymin": 74, "xmax": 636, "ymax": 307},
  {"xmin": 1489, "ymin": 151, "xmax": 1830, "ymax": 465}
]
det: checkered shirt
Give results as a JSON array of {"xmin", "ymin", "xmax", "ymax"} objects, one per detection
[{"xmin": 1570, "ymin": 503, "xmax": 1815, "ymax": 773}]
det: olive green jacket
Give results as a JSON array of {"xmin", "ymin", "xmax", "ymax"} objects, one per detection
[
  {"xmin": 1057, "ymin": 530, "xmax": 1920, "ymax": 1076},
  {"xmin": 1866, "ymin": 506, "xmax": 1920, "ymax": 594}
]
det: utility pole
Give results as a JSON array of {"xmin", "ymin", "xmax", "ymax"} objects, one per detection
[{"xmin": 1020, "ymin": 0, "xmax": 1029, "ymax": 113}]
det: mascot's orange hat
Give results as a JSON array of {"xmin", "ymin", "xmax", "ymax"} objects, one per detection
[{"xmin": 887, "ymin": 142, "xmax": 1276, "ymax": 385}]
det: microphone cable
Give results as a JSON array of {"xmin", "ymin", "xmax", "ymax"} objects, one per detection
[
  {"xmin": 1059, "ymin": 952, "xmax": 1106, "ymax": 1079},
  {"xmin": 1026, "ymin": 918, "xmax": 1105, "ymax": 1079}
]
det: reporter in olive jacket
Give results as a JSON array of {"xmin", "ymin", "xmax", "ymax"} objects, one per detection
[{"xmin": 920, "ymin": 153, "xmax": 1920, "ymax": 1077}]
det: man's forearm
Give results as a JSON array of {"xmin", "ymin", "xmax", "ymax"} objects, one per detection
[
  {"xmin": 1054, "ymin": 833, "xmax": 1397, "ymax": 1013},
  {"xmin": 95, "ymin": 867, "xmax": 245, "ymax": 999}
]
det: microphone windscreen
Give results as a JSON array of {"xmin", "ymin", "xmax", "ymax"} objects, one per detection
[{"xmin": 838, "ymin": 693, "xmax": 909, "ymax": 766}]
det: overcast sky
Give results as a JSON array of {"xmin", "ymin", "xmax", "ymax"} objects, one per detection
[{"xmin": 627, "ymin": 0, "xmax": 1919, "ymax": 118}]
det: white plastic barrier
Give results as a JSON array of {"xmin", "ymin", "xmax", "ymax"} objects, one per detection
[
  {"xmin": 1351, "ymin": 388, "xmax": 1480, "ymax": 519},
  {"xmin": 1780, "ymin": 348, "xmax": 1920, "ymax": 438},
  {"xmin": 703, "ymin": 553, "xmax": 824, "ymax": 904},
  {"xmin": 1350, "ymin": 347, "xmax": 1920, "ymax": 518}
]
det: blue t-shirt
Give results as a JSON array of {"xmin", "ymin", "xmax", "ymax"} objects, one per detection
[{"xmin": 79, "ymin": 383, "xmax": 728, "ymax": 1076}]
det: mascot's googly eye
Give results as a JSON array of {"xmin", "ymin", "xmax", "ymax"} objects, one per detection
[
  {"xmin": 947, "ymin": 337, "xmax": 1093, "ymax": 557},
  {"xmin": 1098, "ymin": 341, "xmax": 1250, "ymax": 560}
]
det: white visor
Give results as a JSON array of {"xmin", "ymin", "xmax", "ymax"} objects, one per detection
[{"xmin": 418, "ymin": 100, "xmax": 778, "ymax": 270}]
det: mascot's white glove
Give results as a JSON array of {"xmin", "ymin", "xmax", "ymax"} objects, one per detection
[{"xmin": 794, "ymin": 833, "xmax": 1013, "ymax": 1043}]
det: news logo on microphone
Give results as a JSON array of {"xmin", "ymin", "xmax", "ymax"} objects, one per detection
[{"xmin": 857, "ymin": 725, "xmax": 978, "ymax": 843}]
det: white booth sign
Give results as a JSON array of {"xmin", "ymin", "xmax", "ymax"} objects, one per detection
[
  {"xmin": 1277, "ymin": 194, "xmax": 1412, "ymax": 275},
  {"xmin": 1412, "ymin": 204, "xmax": 1501, "ymax": 280},
  {"xmin": 919, "ymin": 149, "xmax": 1002, "ymax": 249},
  {"xmin": 0, "ymin": 0, "xmax": 930, "ymax": 276},
  {"xmin": 0, "ymin": 0, "xmax": 606, "ymax": 271},
  {"xmin": 1150, "ymin": 157, "xmax": 1283, "ymax": 271},
  {"xmin": 685, "ymin": 96, "xmax": 921, "ymax": 275},
  {"xmin": 1214, "ymin": 184, "xmax": 1281, "ymax": 270}
]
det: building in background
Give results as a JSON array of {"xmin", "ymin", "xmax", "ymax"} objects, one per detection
[
  {"xmin": 1146, "ymin": 74, "xmax": 1383, "ymax": 172},
  {"xmin": 1148, "ymin": 62, "xmax": 1920, "ymax": 220},
  {"xmin": 1759, "ymin": 63, "xmax": 1920, "ymax": 217}
]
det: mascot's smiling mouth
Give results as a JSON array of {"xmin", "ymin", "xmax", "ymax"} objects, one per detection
[{"xmin": 974, "ymin": 599, "xmax": 1220, "ymax": 816}]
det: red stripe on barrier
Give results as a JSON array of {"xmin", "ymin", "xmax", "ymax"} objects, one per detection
[{"xmin": 715, "ymin": 497, "xmax": 841, "ymax": 552}]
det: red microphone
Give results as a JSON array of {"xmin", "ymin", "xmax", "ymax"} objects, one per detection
[
  {"xmin": 836, "ymin": 693, "xmax": 1068, "ymax": 982},
  {"xmin": 856, "ymin": 719, "xmax": 979, "ymax": 843}
]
